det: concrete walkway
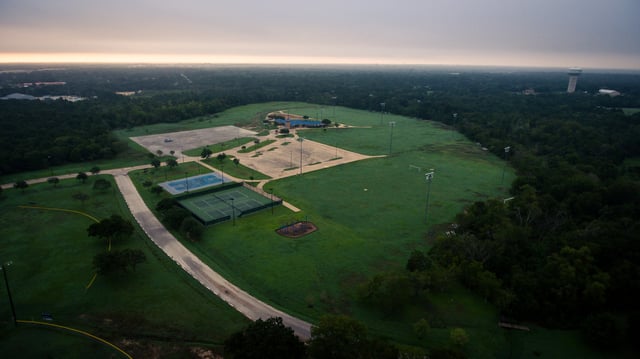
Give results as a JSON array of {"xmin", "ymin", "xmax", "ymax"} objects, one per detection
[
  {"xmin": 113, "ymin": 173, "xmax": 312, "ymax": 339},
  {"xmin": 0, "ymin": 129, "xmax": 381, "ymax": 339}
]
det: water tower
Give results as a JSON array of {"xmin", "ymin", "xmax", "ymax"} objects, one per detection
[{"xmin": 567, "ymin": 67, "xmax": 582, "ymax": 93}]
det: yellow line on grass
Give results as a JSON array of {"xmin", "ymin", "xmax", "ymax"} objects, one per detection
[
  {"xmin": 85, "ymin": 273, "xmax": 98, "ymax": 289},
  {"xmin": 16, "ymin": 320, "xmax": 133, "ymax": 359},
  {"xmin": 18, "ymin": 205, "xmax": 100, "ymax": 223},
  {"xmin": 19, "ymin": 205, "xmax": 103, "ymax": 289}
]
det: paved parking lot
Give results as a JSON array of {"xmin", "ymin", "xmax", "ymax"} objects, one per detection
[{"xmin": 130, "ymin": 126, "xmax": 257, "ymax": 156}]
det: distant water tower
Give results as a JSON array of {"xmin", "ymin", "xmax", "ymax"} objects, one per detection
[{"xmin": 567, "ymin": 67, "xmax": 582, "ymax": 93}]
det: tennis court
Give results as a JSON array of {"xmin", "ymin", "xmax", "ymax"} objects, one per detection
[{"xmin": 177, "ymin": 184, "xmax": 280, "ymax": 225}]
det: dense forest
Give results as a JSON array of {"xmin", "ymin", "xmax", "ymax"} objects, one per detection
[{"xmin": 1, "ymin": 65, "xmax": 639, "ymax": 352}]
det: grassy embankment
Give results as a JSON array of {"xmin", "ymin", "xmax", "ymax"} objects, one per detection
[
  {"xmin": 1, "ymin": 102, "xmax": 600, "ymax": 357},
  {"xmin": 0, "ymin": 175, "xmax": 248, "ymax": 358}
]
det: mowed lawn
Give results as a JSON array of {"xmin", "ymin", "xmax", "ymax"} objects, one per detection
[
  {"xmin": 135, "ymin": 103, "xmax": 517, "ymax": 356},
  {"xmin": 1, "ymin": 102, "xmax": 593, "ymax": 357},
  {"xmin": 0, "ymin": 176, "xmax": 248, "ymax": 357}
]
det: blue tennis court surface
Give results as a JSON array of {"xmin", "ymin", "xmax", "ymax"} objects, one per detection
[{"xmin": 160, "ymin": 173, "xmax": 228, "ymax": 194}]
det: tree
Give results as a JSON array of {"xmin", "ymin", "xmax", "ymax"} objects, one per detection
[
  {"xmin": 166, "ymin": 158, "xmax": 178, "ymax": 169},
  {"xmin": 90, "ymin": 166, "xmax": 100, "ymax": 175},
  {"xmin": 217, "ymin": 152, "xmax": 227, "ymax": 162},
  {"xmin": 308, "ymin": 315, "xmax": 369, "ymax": 359},
  {"xmin": 123, "ymin": 248, "xmax": 147, "ymax": 272},
  {"xmin": 162, "ymin": 207, "xmax": 191, "ymax": 230},
  {"xmin": 156, "ymin": 198, "xmax": 178, "ymax": 212},
  {"xmin": 449, "ymin": 328, "xmax": 469, "ymax": 347},
  {"xmin": 180, "ymin": 217, "xmax": 204, "ymax": 241},
  {"xmin": 150, "ymin": 158, "xmax": 161, "ymax": 169},
  {"xmin": 93, "ymin": 249, "xmax": 146, "ymax": 275},
  {"xmin": 76, "ymin": 172, "xmax": 88, "ymax": 183},
  {"xmin": 233, "ymin": 158, "xmax": 240, "ymax": 167},
  {"xmin": 92, "ymin": 178, "xmax": 112, "ymax": 191},
  {"xmin": 156, "ymin": 149, "xmax": 163, "ymax": 157},
  {"xmin": 13, "ymin": 180, "xmax": 29, "ymax": 193},
  {"xmin": 406, "ymin": 249, "xmax": 430, "ymax": 272},
  {"xmin": 358, "ymin": 273, "xmax": 412, "ymax": 315},
  {"xmin": 321, "ymin": 119, "xmax": 331, "ymax": 125},
  {"xmin": 201, "ymin": 147, "xmax": 213, "ymax": 159},
  {"xmin": 224, "ymin": 317, "xmax": 306, "ymax": 359},
  {"xmin": 87, "ymin": 214, "xmax": 134, "ymax": 248},
  {"xmin": 47, "ymin": 177, "xmax": 60, "ymax": 187},
  {"xmin": 413, "ymin": 318, "xmax": 431, "ymax": 339},
  {"xmin": 150, "ymin": 185, "xmax": 164, "ymax": 195},
  {"xmin": 72, "ymin": 192, "xmax": 89, "ymax": 205},
  {"xmin": 169, "ymin": 150, "xmax": 175, "ymax": 156}
]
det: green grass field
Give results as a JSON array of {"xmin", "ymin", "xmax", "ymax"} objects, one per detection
[
  {"xmin": 127, "ymin": 103, "xmax": 518, "ymax": 356},
  {"xmin": 1, "ymin": 102, "xmax": 598, "ymax": 357},
  {"xmin": 0, "ymin": 176, "xmax": 248, "ymax": 357}
]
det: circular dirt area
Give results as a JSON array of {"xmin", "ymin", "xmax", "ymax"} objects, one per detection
[{"xmin": 276, "ymin": 221, "xmax": 317, "ymax": 238}]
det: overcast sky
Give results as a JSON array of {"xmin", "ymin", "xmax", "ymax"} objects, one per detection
[{"xmin": 1, "ymin": 0, "xmax": 638, "ymax": 68}]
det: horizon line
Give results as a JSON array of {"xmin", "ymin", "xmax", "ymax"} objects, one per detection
[{"xmin": 1, "ymin": 53, "xmax": 638, "ymax": 71}]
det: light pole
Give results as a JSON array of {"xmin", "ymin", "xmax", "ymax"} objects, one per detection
[
  {"xmin": 389, "ymin": 121, "xmax": 396, "ymax": 154},
  {"xmin": 501, "ymin": 146, "xmax": 511, "ymax": 184},
  {"xmin": 298, "ymin": 137, "xmax": 304, "ymax": 175},
  {"xmin": 230, "ymin": 198, "xmax": 235, "ymax": 226},
  {"xmin": 184, "ymin": 172, "xmax": 189, "ymax": 192},
  {"xmin": 380, "ymin": 102, "xmax": 386, "ymax": 125},
  {"xmin": 425, "ymin": 171, "xmax": 435, "ymax": 224},
  {"xmin": 332, "ymin": 96, "xmax": 337, "ymax": 118},
  {"xmin": 1, "ymin": 261, "xmax": 17, "ymax": 327},
  {"xmin": 221, "ymin": 164, "xmax": 224, "ymax": 183},
  {"xmin": 269, "ymin": 188, "xmax": 274, "ymax": 214}
]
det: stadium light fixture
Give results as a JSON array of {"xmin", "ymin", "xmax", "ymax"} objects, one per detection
[
  {"xmin": 231, "ymin": 198, "xmax": 235, "ymax": 226},
  {"xmin": 269, "ymin": 188, "xmax": 274, "ymax": 214},
  {"xmin": 1, "ymin": 261, "xmax": 17, "ymax": 327},
  {"xmin": 425, "ymin": 171, "xmax": 435, "ymax": 224},
  {"xmin": 389, "ymin": 121, "xmax": 396, "ymax": 154},
  {"xmin": 501, "ymin": 146, "xmax": 511, "ymax": 184},
  {"xmin": 298, "ymin": 137, "xmax": 305, "ymax": 175}
]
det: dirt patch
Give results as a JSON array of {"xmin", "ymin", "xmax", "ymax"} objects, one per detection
[{"xmin": 276, "ymin": 221, "xmax": 317, "ymax": 238}]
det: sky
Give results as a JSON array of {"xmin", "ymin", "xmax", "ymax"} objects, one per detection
[{"xmin": 1, "ymin": 0, "xmax": 639, "ymax": 69}]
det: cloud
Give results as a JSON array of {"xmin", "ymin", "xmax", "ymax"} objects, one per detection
[{"xmin": 1, "ymin": 0, "xmax": 639, "ymax": 68}]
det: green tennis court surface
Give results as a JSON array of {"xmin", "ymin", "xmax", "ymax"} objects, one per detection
[{"xmin": 177, "ymin": 184, "xmax": 279, "ymax": 225}]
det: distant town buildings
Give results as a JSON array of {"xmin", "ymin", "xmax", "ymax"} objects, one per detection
[
  {"xmin": 598, "ymin": 89, "xmax": 621, "ymax": 97},
  {"xmin": 0, "ymin": 93, "xmax": 86, "ymax": 102}
]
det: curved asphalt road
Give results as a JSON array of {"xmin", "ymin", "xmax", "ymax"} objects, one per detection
[{"xmin": 112, "ymin": 172, "xmax": 312, "ymax": 340}]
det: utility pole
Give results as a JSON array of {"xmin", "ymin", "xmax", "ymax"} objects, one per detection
[
  {"xmin": 1, "ymin": 262, "xmax": 17, "ymax": 327},
  {"xmin": 501, "ymin": 146, "xmax": 511, "ymax": 184},
  {"xmin": 425, "ymin": 171, "xmax": 435, "ymax": 224}
]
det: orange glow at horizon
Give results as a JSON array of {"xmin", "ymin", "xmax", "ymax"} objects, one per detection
[
  {"xmin": 1, "ymin": 52, "xmax": 638, "ymax": 70},
  {"xmin": 0, "ymin": 52, "xmax": 408, "ymax": 65}
]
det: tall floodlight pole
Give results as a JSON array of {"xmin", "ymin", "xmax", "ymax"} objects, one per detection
[
  {"xmin": 380, "ymin": 102, "xmax": 386, "ymax": 125},
  {"xmin": 332, "ymin": 97, "xmax": 337, "ymax": 118},
  {"xmin": 269, "ymin": 188, "xmax": 274, "ymax": 214},
  {"xmin": 501, "ymin": 146, "xmax": 511, "ymax": 184},
  {"xmin": 425, "ymin": 171, "xmax": 435, "ymax": 224},
  {"xmin": 231, "ymin": 198, "xmax": 235, "ymax": 226},
  {"xmin": 184, "ymin": 172, "xmax": 189, "ymax": 192},
  {"xmin": 1, "ymin": 262, "xmax": 17, "ymax": 327},
  {"xmin": 298, "ymin": 137, "xmax": 305, "ymax": 175},
  {"xmin": 389, "ymin": 121, "xmax": 396, "ymax": 154}
]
